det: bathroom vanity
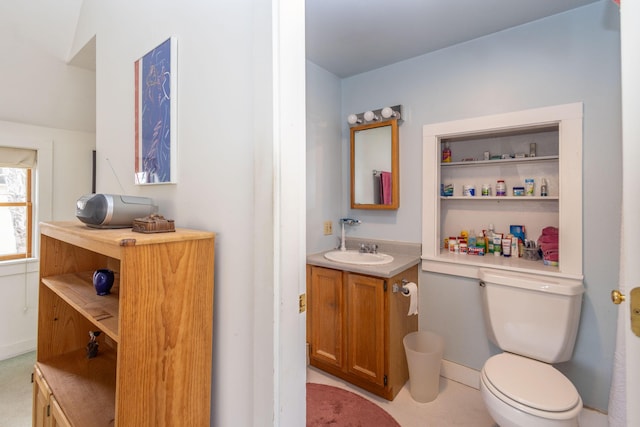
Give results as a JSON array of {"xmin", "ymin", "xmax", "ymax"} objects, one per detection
[{"xmin": 306, "ymin": 240, "xmax": 420, "ymax": 400}]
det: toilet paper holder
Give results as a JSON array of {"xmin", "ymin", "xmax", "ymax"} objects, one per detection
[{"xmin": 392, "ymin": 279, "xmax": 411, "ymax": 295}]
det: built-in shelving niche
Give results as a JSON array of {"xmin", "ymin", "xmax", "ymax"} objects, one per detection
[{"xmin": 421, "ymin": 103, "xmax": 583, "ymax": 280}]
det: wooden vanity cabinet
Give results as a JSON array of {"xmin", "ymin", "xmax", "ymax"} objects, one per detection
[
  {"xmin": 307, "ymin": 264, "xmax": 418, "ymax": 400},
  {"xmin": 33, "ymin": 221, "xmax": 215, "ymax": 427}
]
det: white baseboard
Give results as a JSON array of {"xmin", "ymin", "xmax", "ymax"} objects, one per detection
[
  {"xmin": 440, "ymin": 359, "xmax": 481, "ymax": 390},
  {"xmin": 0, "ymin": 339, "xmax": 36, "ymax": 361}
]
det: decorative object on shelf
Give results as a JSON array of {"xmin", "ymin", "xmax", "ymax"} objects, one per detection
[
  {"xmin": 132, "ymin": 213, "xmax": 176, "ymax": 233},
  {"xmin": 347, "ymin": 105, "xmax": 403, "ymax": 127},
  {"xmin": 134, "ymin": 36, "xmax": 178, "ymax": 185},
  {"xmin": 86, "ymin": 331, "xmax": 101, "ymax": 359},
  {"xmin": 93, "ymin": 269, "xmax": 115, "ymax": 296}
]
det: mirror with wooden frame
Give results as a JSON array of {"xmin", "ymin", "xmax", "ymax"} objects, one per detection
[{"xmin": 350, "ymin": 119, "xmax": 399, "ymax": 209}]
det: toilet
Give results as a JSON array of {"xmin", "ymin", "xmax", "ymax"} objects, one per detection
[{"xmin": 478, "ymin": 269, "xmax": 584, "ymax": 427}]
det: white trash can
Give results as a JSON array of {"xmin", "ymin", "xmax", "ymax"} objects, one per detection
[{"xmin": 403, "ymin": 331, "xmax": 444, "ymax": 403}]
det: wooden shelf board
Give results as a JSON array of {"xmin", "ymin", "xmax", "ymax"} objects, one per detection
[
  {"xmin": 40, "ymin": 221, "xmax": 216, "ymax": 260},
  {"xmin": 37, "ymin": 348, "xmax": 116, "ymax": 427},
  {"xmin": 42, "ymin": 272, "xmax": 120, "ymax": 342}
]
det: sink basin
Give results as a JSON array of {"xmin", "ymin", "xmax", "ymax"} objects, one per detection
[{"xmin": 324, "ymin": 250, "xmax": 394, "ymax": 265}]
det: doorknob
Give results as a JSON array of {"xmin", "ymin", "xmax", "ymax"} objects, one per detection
[
  {"xmin": 611, "ymin": 288, "xmax": 640, "ymax": 337},
  {"xmin": 611, "ymin": 290, "xmax": 625, "ymax": 305}
]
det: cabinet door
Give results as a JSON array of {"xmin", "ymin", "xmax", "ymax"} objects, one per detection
[
  {"xmin": 345, "ymin": 273, "xmax": 385, "ymax": 386},
  {"xmin": 50, "ymin": 397, "xmax": 72, "ymax": 427},
  {"xmin": 33, "ymin": 366, "xmax": 52, "ymax": 427},
  {"xmin": 308, "ymin": 267, "xmax": 344, "ymax": 368}
]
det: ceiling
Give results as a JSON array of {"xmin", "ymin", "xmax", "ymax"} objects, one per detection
[
  {"xmin": 2, "ymin": 0, "xmax": 603, "ymax": 77},
  {"xmin": 306, "ymin": 0, "xmax": 602, "ymax": 78}
]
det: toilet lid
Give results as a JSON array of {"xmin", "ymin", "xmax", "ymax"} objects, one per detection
[{"xmin": 483, "ymin": 353, "xmax": 580, "ymax": 412}]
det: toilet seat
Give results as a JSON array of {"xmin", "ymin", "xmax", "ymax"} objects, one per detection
[{"xmin": 482, "ymin": 353, "xmax": 581, "ymax": 416}]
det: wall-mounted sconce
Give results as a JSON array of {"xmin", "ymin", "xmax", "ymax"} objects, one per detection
[{"xmin": 347, "ymin": 105, "xmax": 403, "ymax": 127}]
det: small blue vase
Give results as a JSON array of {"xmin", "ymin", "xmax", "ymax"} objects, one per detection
[{"xmin": 93, "ymin": 269, "xmax": 115, "ymax": 296}]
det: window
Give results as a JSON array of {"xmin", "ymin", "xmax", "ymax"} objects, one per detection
[{"xmin": 0, "ymin": 148, "xmax": 36, "ymax": 261}]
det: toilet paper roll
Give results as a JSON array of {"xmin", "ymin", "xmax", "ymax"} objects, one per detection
[{"xmin": 402, "ymin": 282, "xmax": 418, "ymax": 316}]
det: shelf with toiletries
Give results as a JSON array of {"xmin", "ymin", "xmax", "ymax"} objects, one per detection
[
  {"xmin": 422, "ymin": 103, "xmax": 584, "ymax": 281},
  {"xmin": 440, "ymin": 196, "xmax": 558, "ymax": 200},
  {"xmin": 441, "ymin": 154, "xmax": 558, "ymax": 168}
]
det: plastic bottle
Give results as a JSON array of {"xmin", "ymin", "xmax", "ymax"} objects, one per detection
[
  {"xmin": 468, "ymin": 229, "xmax": 476, "ymax": 248},
  {"xmin": 442, "ymin": 142, "xmax": 451, "ymax": 163},
  {"xmin": 486, "ymin": 224, "xmax": 495, "ymax": 254},
  {"xmin": 476, "ymin": 231, "xmax": 486, "ymax": 252},
  {"xmin": 502, "ymin": 237, "xmax": 512, "ymax": 257},
  {"xmin": 541, "ymin": 178, "xmax": 548, "ymax": 197}
]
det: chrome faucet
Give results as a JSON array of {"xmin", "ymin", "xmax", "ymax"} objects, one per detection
[
  {"xmin": 359, "ymin": 243, "xmax": 378, "ymax": 254},
  {"xmin": 339, "ymin": 218, "xmax": 361, "ymax": 251}
]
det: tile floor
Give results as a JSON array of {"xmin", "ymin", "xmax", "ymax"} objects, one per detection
[
  {"xmin": 0, "ymin": 351, "xmax": 608, "ymax": 427},
  {"xmin": 307, "ymin": 366, "xmax": 608, "ymax": 427}
]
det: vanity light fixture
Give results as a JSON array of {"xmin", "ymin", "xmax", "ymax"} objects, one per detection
[{"xmin": 347, "ymin": 105, "xmax": 403, "ymax": 127}]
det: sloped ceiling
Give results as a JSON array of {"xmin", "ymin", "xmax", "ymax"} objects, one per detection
[{"xmin": 0, "ymin": 0, "xmax": 83, "ymax": 62}]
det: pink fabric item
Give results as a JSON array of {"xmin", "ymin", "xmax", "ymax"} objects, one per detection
[
  {"xmin": 544, "ymin": 251, "xmax": 559, "ymax": 262},
  {"xmin": 381, "ymin": 171, "xmax": 392, "ymax": 205},
  {"xmin": 538, "ymin": 234, "xmax": 559, "ymax": 244},
  {"xmin": 541, "ymin": 226, "xmax": 559, "ymax": 236},
  {"xmin": 539, "ymin": 242, "xmax": 559, "ymax": 252}
]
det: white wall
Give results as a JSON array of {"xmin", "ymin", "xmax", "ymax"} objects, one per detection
[
  {"xmin": 0, "ymin": 0, "xmax": 96, "ymax": 360},
  {"xmin": 0, "ymin": 121, "xmax": 95, "ymax": 360},
  {"xmin": 306, "ymin": 0, "xmax": 620, "ymax": 412},
  {"xmin": 76, "ymin": 0, "xmax": 306, "ymax": 425},
  {"xmin": 306, "ymin": 61, "xmax": 343, "ymax": 254}
]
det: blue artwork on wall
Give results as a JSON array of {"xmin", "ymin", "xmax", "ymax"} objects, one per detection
[{"xmin": 135, "ymin": 37, "xmax": 177, "ymax": 184}]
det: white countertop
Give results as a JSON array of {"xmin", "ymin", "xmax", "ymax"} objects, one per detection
[{"xmin": 307, "ymin": 249, "xmax": 420, "ymax": 278}]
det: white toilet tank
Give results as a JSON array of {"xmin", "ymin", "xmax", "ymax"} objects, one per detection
[{"xmin": 479, "ymin": 269, "xmax": 584, "ymax": 363}]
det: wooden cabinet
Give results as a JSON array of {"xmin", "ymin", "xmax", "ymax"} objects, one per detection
[
  {"xmin": 50, "ymin": 397, "xmax": 72, "ymax": 427},
  {"xmin": 307, "ymin": 264, "xmax": 418, "ymax": 400},
  {"xmin": 33, "ymin": 221, "xmax": 215, "ymax": 427}
]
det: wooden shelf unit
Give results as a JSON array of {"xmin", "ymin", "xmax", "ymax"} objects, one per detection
[{"xmin": 34, "ymin": 221, "xmax": 215, "ymax": 427}]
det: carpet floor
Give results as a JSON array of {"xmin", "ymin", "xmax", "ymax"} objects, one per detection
[
  {"xmin": 0, "ymin": 351, "xmax": 35, "ymax": 427},
  {"xmin": 307, "ymin": 382, "xmax": 400, "ymax": 427}
]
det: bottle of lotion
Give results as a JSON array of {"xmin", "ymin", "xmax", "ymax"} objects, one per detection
[{"xmin": 442, "ymin": 142, "xmax": 451, "ymax": 163}]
